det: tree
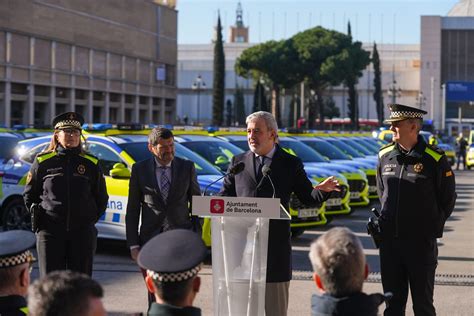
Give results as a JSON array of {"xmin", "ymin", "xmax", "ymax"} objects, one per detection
[
  {"xmin": 235, "ymin": 40, "xmax": 300, "ymax": 126},
  {"xmin": 225, "ymin": 99, "xmax": 233, "ymax": 126},
  {"xmin": 323, "ymin": 96, "xmax": 340, "ymax": 119},
  {"xmin": 212, "ymin": 13, "xmax": 225, "ymax": 126},
  {"xmin": 372, "ymin": 42, "xmax": 384, "ymax": 126},
  {"xmin": 234, "ymin": 85, "xmax": 246, "ymax": 125},
  {"xmin": 252, "ymin": 80, "xmax": 268, "ymax": 113},
  {"xmin": 292, "ymin": 27, "xmax": 352, "ymax": 129}
]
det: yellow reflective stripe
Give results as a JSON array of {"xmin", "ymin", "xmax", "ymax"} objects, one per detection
[
  {"xmin": 425, "ymin": 147, "xmax": 442, "ymax": 162},
  {"xmin": 18, "ymin": 173, "xmax": 28, "ymax": 185},
  {"xmin": 20, "ymin": 306, "xmax": 28, "ymax": 314},
  {"xmin": 378, "ymin": 145, "xmax": 395, "ymax": 158},
  {"xmin": 80, "ymin": 154, "xmax": 98, "ymax": 164},
  {"xmin": 37, "ymin": 152, "xmax": 56, "ymax": 163},
  {"xmin": 282, "ymin": 147, "xmax": 297, "ymax": 156}
]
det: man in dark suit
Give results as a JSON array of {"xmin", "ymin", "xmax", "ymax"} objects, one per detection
[
  {"xmin": 125, "ymin": 127, "xmax": 201, "ymax": 305},
  {"xmin": 220, "ymin": 111, "xmax": 340, "ymax": 316}
]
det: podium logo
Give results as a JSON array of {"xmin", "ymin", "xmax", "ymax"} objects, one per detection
[{"xmin": 210, "ymin": 199, "xmax": 225, "ymax": 214}]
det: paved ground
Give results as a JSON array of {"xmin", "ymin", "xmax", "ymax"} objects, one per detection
[{"xmin": 29, "ymin": 169, "xmax": 474, "ymax": 315}]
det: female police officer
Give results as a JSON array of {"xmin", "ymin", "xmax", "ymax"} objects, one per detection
[{"xmin": 23, "ymin": 112, "xmax": 109, "ymax": 277}]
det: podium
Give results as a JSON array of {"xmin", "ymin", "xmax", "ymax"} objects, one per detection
[{"xmin": 193, "ymin": 196, "xmax": 290, "ymax": 316}]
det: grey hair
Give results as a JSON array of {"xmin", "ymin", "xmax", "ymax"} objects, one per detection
[
  {"xmin": 148, "ymin": 127, "xmax": 174, "ymax": 146},
  {"xmin": 246, "ymin": 111, "xmax": 278, "ymax": 133},
  {"xmin": 309, "ymin": 227, "xmax": 366, "ymax": 297},
  {"xmin": 407, "ymin": 118, "xmax": 423, "ymax": 133}
]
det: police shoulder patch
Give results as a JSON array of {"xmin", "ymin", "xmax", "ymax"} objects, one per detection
[
  {"xmin": 80, "ymin": 153, "xmax": 99, "ymax": 165},
  {"xmin": 378, "ymin": 142, "xmax": 395, "ymax": 158},
  {"xmin": 426, "ymin": 143, "xmax": 445, "ymax": 155}
]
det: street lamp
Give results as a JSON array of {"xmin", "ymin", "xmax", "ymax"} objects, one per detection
[
  {"xmin": 387, "ymin": 78, "xmax": 402, "ymax": 104},
  {"xmin": 192, "ymin": 75, "xmax": 206, "ymax": 125},
  {"xmin": 416, "ymin": 91, "xmax": 427, "ymax": 108}
]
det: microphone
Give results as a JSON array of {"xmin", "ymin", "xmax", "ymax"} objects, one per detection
[
  {"xmin": 260, "ymin": 165, "xmax": 276, "ymax": 198},
  {"xmin": 203, "ymin": 162, "xmax": 245, "ymax": 196}
]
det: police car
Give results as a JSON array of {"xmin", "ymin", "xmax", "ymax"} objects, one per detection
[{"xmin": 0, "ymin": 128, "xmax": 224, "ymax": 246}]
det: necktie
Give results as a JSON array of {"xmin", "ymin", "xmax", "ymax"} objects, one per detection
[
  {"xmin": 160, "ymin": 166, "xmax": 170, "ymax": 202},
  {"xmin": 256, "ymin": 156, "xmax": 266, "ymax": 183}
]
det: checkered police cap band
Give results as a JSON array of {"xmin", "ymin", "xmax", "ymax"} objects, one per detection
[
  {"xmin": 147, "ymin": 264, "xmax": 202, "ymax": 283},
  {"xmin": 389, "ymin": 111, "xmax": 424, "ymax": 120},
  {"xmin": 0, "ymin": 250, "xmax": 34, "ymax": 268},
  {"xmin": 55, "ymin": 120, "xmax": 82, "ymax": 129}
]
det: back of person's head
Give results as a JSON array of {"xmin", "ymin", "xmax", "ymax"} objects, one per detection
[
  {"xmin": 138, "ymin": 229, "xmax": 207, "ymax": 307},
  {"xmin": 28, "ymin": 270, "xmax": 106, "ymax": 316},
  {"xmin": 309, "ymin": 227, "xmax": 367, "ymax": 297},
  {"xmin": 0, "ymin": 230, "xmax": 36, "ymax": 297}
]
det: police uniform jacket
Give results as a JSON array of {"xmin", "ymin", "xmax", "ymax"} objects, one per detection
[
  {"xmin": 23, "ymin": 145, "xmax": 109, "ymax": 230},
  {"xmin": 376, "ymin": 136, "xmax": 456, "ymax": 239},
  {"xmin": 0, "ymin": 295, "xmax": 28, "ymax": 316}
]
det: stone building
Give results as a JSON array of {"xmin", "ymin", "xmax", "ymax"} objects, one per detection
[{"xmin": 0, "ymin": 0, "xmax": 177, "ymax": 127}]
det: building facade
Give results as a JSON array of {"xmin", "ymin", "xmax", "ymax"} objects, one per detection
[
  {"xmin": 177, "ymin": 42, "xmax": 421, "ymax": 127},
  {"xmin": 0, "ymin": 0, "xmax": 177, "ymax": 127},
  {"xmin": 421, "ymin": 0, "xmax": 474, "ymax": 136}
]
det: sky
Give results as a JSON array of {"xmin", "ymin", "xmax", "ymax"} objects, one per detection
[{"xmin": 177, "ymin": 0, "xmax": 460, "ymax": 45}]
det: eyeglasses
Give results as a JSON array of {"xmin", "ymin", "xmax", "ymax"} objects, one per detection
[{"xmin": 60, "ymin": 128, "xmax": 81, "ymax": 136}]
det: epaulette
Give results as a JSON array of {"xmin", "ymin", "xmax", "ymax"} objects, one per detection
[
  {"xmin": 36, "ymin": 151, "xmax": 57, "ymax": 163},
  {"xmin": 378, "ymin": 142, "xmax": 395, "ymax": 158},
  {"xmin": 36, "ymin": 150, "xmax": 54, "ymax": 156},
  {"xmin": 80, "ymin": 153, "xmax": 99, "ymax": 165},
  {"xmin": 426, "ymin": 143, "xmax": 445, "ymax": 155}
]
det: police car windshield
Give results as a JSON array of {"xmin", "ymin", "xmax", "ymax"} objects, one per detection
[
  {"xmin": 326, "ymin": 139, "xmax": 365, "ymax": 158},
  {"xmin": 300, "ymin": 139, "xmax": 350, "ymax": 160},
  {"xmin": 118, "ymin": 142, "xmax": 222, "ymax": 176},
  {"xmin": 229, "ymin": 140, "xmax": 249, "ymax": 151},
  {"xmin": 278, "ymin": 139, "xmax": 327, "ymax": 163}
]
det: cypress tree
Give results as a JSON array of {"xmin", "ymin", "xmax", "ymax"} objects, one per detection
[
  {"xmin": 212, "ymin": 13, "xmax": 225, "ymax": 125},
  {"xmin": 372, "ymin": 42, "xmax": 384, "ymax": 126}
]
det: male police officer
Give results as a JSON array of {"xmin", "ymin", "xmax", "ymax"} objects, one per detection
[
  {"xmin": 0, "ymin": 230, "xmax": 36, "ymax": 316},
  {"xmin": 376, "ymin": 104, "xmax": 457, "ymax": 316},
  {"xmin": 138, "ymin": 229, "xmax": 207, "ymax": 316}
]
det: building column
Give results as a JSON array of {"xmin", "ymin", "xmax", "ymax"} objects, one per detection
[
  {"xmin": 4, "ymin": 81, "xmax": 11, "ymax": 127},
  {"xmin": 119, "ymin": 93, "xmax": 125, "ymax": 122},
  {"xmin": 49, "ymin": 86, "xmax": 56, "ymax": 123},
  {"xmin": 104, "ymin": 92, "xmax": 110, "ymax": 123},
  {"xmin": 69, "ymin": 87, "xmax": 76, "ymax": 112},
  {"xmin": 148, "ymin": 96, "xmax": 153, "ymax": 123},
  {"xmin": 87, "ymin": 90, "xmax": 93, "ymax": 123},
  {"xmin": 27, "ymin": 84, "xmax": 34, "ymax": 125}
]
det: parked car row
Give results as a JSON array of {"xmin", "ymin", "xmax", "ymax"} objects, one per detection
[{"xmin": 1, "ymin": 124, "xmax": 389, "ymax": 243}]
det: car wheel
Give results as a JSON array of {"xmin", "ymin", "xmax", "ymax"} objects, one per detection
[
  {"xmin": 2, "ymin": 198, "xmax": 31, "ymax": 231},
  {"xmin": 291, "ymin": 228, "xmax": 305, "ymax": 238}
]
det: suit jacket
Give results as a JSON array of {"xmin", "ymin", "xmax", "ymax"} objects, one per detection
[
  {"xmin": 220, "ymin": 145, "xmax": 329, "ymax": 282},
  {"xmin": 126, "ymin": 156, "xmax": 201, "ymax": 247}
]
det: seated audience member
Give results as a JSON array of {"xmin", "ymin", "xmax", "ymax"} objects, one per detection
[
  {"xmin": 138, "ymin": 229, "xmax": 208, "ymax": 316},
  {"xmin": 0, "ymin": 230, "xmax": 36, "ymax": 316},
  {"xmin": 28, "ymin": 270, "xmax": 106, "ymax": 316},
  {"xmin": 309, "ymin": 227, "xmax": 387, "ymax": 316}
]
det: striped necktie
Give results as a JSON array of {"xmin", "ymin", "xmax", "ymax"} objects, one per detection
[{"xmin": 160, "ymin": 166, "xmax": 170, "ymax": 202}]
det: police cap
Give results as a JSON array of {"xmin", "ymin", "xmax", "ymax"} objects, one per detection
[
  {"xmin": 384, "ymin": 104, "xmax": 427, "ymax": 123},
  {"xmin": 52, "ymin": 112, "xmax": 84, "ymax": 130},
  {"xmin": 0, "ymin": 230, "xmax": 36, "ymax": 269},
  {"xmin": 138, "ymin": 229, "xmax": 207, "ymax": 283}
]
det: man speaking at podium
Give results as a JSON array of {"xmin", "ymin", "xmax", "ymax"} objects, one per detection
[{"xmin": 220, "ymin": 111, "xmax": 339, "ymax": 316}]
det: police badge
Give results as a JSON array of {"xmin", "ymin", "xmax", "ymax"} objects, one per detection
[
  {"xmin": 414, "ymin": 163, "xmax": 423, "ymax": 173},
  {"xmin": 77, "ymin": 164, "xmax": 86, "ymax": 175}
]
